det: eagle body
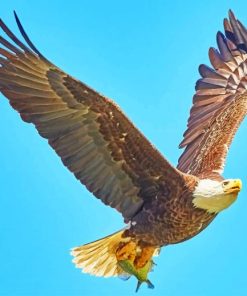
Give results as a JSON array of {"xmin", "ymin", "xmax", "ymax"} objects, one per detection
[
  {"xmin": 0, "ymin": 9, "xmax": 246, "ymax": 290},
  {"xmin": 125, "ymin": 175, "xmax": 215, "ymax": 246}
]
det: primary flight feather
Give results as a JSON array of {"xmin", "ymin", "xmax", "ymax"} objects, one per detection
[{"xmin": 0, "ymin": 10, "xmax": 246, "ymax": 291}]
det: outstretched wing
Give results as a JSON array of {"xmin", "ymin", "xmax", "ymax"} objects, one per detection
[
  {"xmin": 0, "ymin": 13, "xmax": 185, "ymax": 221},
  {"xmin": 178, "ymin": 10, "xmax": 247, "ymax": 179}
]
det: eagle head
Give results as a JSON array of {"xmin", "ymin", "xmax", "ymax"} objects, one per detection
[{"xmin": 192, "ymin": 179, "xmax": 242, "ymax": 213}]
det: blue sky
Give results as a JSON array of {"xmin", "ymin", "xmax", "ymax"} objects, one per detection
[{"xmin": 0, "ymin": 1, "xmax": 247, "ymax": 295}]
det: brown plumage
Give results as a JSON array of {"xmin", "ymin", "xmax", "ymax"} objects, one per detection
[
  {"xmin": 0, "ymin": 10, "xmax": 246, "ymax": 289},
  {"xmin": 178, "ymin": 11, "xmax": 247, "ymax": 179}
]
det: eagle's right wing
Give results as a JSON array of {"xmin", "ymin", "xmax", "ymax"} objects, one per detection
[{"xmin": 178, "ymin": 10, "xmax": 247, "ymax": 180}]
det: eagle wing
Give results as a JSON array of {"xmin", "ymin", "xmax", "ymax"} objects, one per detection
[
  {"xmin": 0, "ymin": 13, "xmax": 185, "ymax": 221},
  {"xmin": 178, "ymin": 10, "xmax": 247, "ymax": 179}
]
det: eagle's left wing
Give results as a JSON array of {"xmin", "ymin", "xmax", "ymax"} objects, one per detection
[
  {"xmin": 178, "ymin": 10, "xmax": 247, "ymax": 179},
  {"xmin": 0, "ymin": 13, "xmax": 187, "ymax": 221}
]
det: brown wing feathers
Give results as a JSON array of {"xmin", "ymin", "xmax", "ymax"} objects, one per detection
[
  {"xmin": 0, "ymin": 13, "xmax": 184, "ymax": 220},
  {"xmin": 178, "ymin": 10, "xmax": 247, "ymax": 178}
]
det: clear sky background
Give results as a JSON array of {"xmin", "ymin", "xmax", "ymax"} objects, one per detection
[{"xmin": 0, "ymin": 1, "xmax": 247, "ymax": 295}]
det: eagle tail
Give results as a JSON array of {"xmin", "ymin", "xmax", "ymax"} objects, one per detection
[{"xmin": 71, "ymin": 229, "xmax": 130, "ymax": 278}]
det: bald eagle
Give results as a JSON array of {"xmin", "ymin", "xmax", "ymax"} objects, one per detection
[{"xmin": 0, "ymin": 10, "xmax": 246, "ymax": 291}]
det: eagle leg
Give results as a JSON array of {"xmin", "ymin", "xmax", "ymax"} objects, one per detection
[
  {"xmin": 115, "ymin": 241, "xmax": 137, "ymax": 262},
  {"xmin": 134, "ymin": 246, "xmax": 156, "ymax": 269}
]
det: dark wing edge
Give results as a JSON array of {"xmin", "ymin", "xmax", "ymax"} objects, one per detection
[
  {"xmin": 177, "ymin": 10, "xmax": 247, "ymax": 179},
  {"xmin": 13, "ymin": 11, "xmax": 52, "ymax": 65},
  {"xmin": 0, "ymin": 12, "xmax": 185, "ymax": 221}
]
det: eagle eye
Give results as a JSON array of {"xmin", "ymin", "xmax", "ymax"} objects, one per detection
[{"xmin": 223, "ymin": 181, "xmax": 229, "ymax": 186}]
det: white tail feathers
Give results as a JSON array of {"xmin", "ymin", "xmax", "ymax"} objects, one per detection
[{"xmin": 71, "ymin": 229, "xmax": 130, "ymax": 278}]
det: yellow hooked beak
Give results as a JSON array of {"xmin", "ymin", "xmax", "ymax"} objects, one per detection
[{"xmin": 223, "ymin": 179, "xmax": 242, "ymax": 194}]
